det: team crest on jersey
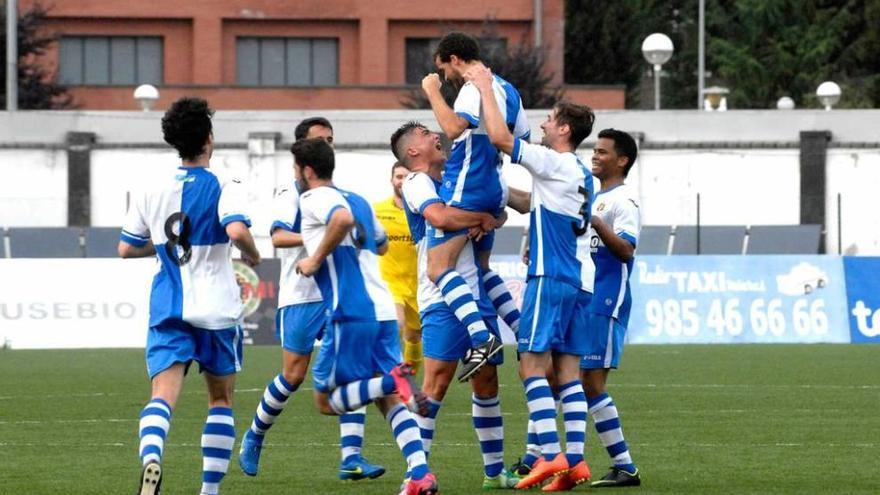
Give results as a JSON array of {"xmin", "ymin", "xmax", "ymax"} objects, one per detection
[
  {"xmin": 597, "ymin": 202, "xmax": 606, "ymax": 212},
  {"xmin": 234, "ymin": 261, "xmax": 262, "ymax": 317}
]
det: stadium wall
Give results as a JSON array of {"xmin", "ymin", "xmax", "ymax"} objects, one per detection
[{"xmin": 2, "ymin": 110, "xmax": 880, "ymax": 254}]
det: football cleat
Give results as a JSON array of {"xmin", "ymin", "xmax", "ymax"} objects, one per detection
[
  {"xmin": 237, "ymin": 431, "xmax": 263, "ymax": 477},
  {"xmin": 390, "ymin": 363, "xmax": 429, "ymax": 416},
  {"xmin": 405, "ymin": 472, "xmax": 439, "ymax": 495},
  {"xmin": 515, "ymin": 453, "xmax": 569, "ymax": 490},
  {"xmin": 482, "ymin": 468, "xmax": 519, "ymax": 489},
  {"xmin": 590, "ymin": 466, "xmax": 641, "ymax": 488},
  {"xmin": 137, "ymin": 461, "xmax": 162, "ymax": 495},
  {"xmin": 338, "ymin": 456, "xmax": 386, "ymax": 481},
  {"xmin": 457, "ymin": 333, "xmax": 503, "ymax": 382},
  {"xmin": 541, "ymin": 460, "xmax": 591, "ymax": 492}
]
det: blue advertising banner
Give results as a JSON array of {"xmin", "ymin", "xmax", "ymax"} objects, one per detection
[
  {"xmin": 628, "ymin": 256, "xmax": 850, "ymax": 344},
  {"xmin": 843, "ymin": 257, "xmax": 880, "ymax": 344}
]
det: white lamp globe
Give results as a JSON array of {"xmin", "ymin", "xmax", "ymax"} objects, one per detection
[
  {"xmin": 816, "ymin": 81, "xmax": 841, "ymax": 110},
  {"xmin": 641, "ymin": 33, "xmax": 674, "ymax": 66},
  {"xmin": 133, "ymin": 84, "xmax": 160, "ymax": 111}
]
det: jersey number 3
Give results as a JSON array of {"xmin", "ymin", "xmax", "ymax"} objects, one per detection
[
  {"xmin": 164, "ymin": 212, "xmax": 192, "ymax": 266},
  {"xmin": 571, "ymin": 185, "xmax": 590, "ymax": 236}
]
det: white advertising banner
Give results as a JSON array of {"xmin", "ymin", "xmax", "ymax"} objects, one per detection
[{"xmin": 0, "ymin": 259, "xmax": 155, "ymax": 349}]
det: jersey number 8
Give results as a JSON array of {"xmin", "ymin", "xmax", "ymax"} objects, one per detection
[{"xmin": 164, "ymin": 212, "xmax": 192, "ymax": 266}]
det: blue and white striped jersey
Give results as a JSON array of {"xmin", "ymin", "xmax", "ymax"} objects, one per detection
[
  {"xmin": 510, "ymin": 140, "xmax": 596, "ymax": 292},
  {"xmin": 400, "ymin": 171, "xmax": 482, "ymax": 310},
  {"xmin": 589, "ymin": 183, "xmax": 640, "ymax": 325},
  {"xmin": 121, "ymin": 166, "xmax": 250, "ymax": 329},
  {"xmin": 442, "ymin": 74, "xmax": 530, "ymax": 213},
  {"xmin": 299, "ymin": 186, "xmax": 396, "ymax": 323},
  {"xmin": 270, "ymin": 183, "xmax": 323, "ymax": 307}
]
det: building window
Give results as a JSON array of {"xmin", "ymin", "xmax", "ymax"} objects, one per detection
[
  {"xmin": 405, "ymin": 37, "xmax": 508, "ymax": 84},
  {"xmin": 236, "ymin": 37, "xmax": 338, "ymax": 86},
  {"xmin": 59, "ymin": 36, "xmax": 163, "ymax": 86}
]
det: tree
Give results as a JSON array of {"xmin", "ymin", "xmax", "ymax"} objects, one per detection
[
  {"xmin": 565, "ymin": 0, "xmax": 880, "ymax": 109},
  {"xmin": 1, "ymin": 2, "xmax": 75, "ymax": 109},
  {"xmin": 402, "ymin": 19, "xmax": 562, "ymax": 109}
]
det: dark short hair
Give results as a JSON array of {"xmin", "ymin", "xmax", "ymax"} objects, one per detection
[
  {"xmin": 391, "ymin": 161, "xmax": 409, "ymax": 175},
  {"xmin": 434, "ymin": 32, "xmax": 480, "ymax": 63},
  {"xmin": 290, "ymin": 138, "xmax": 335, "ymax": 180},
  {"xmin": 553, "ymin": 101, "xmax": 595, "ymax": 148},
  {"xmin": 162, "ymin": 97, "xmax": 213, "ymax": 161},
  {"xmin": 294, "ymin": 117, "xmax": 333, "ymax": 141},
  {"xmin": 390, "ymin": 121, "xmax": 426, "ymax": 164},
  {"xmin": 597, "ymin": 128, "xmax": 638, "ymax": 176}
]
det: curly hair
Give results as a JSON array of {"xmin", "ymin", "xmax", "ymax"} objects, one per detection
[
  {"xmin": 161, "ymin": 97, "xmax": 214, "ymax": 161},
  {"xmin": 434, "ymin": 32, "xmax": 480, "ymax": 63}
]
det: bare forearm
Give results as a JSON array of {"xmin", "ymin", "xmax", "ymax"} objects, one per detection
[
  {"xmin": 594, "ymin": 221, "xmax": 634, "ymax": 262},
  {"xmin": 271, "ymin": 229, "xmax": 303, "ymax": 248},
  {"xmin": 507, "ymin": 187, "xmax": 531, "ymax": 214},
  {"xmin": 118, "ymin": 241, "xmax": 156, "ymax": 259},
  {"xmin": 426, "ymin": 91, "xmax": 466, "ymax": 140},
  {"xmin": 311, "ymin": 215, "xmax": 353, "ymax": 262},
  {"xmin": 479, "ymin": 88, "xmax": 514, "ymax": 154}
]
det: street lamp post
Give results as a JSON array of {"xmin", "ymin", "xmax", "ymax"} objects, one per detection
[
  {"xmin": 816, "ymin": 81, "xmax": 841, "ymax": 111},
  {"xmin": 642, "ymin": 33, "xmax": 674, "ymax": 110}
]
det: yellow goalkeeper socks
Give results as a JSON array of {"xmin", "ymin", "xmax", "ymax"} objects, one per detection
[{"xmin": 403, "ymin": 340, "xmax": 423, "ymax": 375}]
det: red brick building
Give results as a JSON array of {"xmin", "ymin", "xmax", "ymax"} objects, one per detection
[{"xmin": 24, "ymin": 0, "xmax": 624, "ymax": 110}]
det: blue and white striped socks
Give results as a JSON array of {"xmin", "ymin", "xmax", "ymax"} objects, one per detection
[
  {"xmin": 387, "ymin": 404, "xmax": 430, "ymax": 481},
  {"xmin": 437, "ymin": 269, "xmax": 490, "ymax": 346},
  {"xmin": 523, "ymin": 377, "xmax": 561, "ymax": 460},
  {"xmin": 588, "ymin": 393, "xmax": 636, "ymax": 473},
  {"xmin": 139, "ymin": 398, "xmax": 171, "ymax": 466},
  {"xmin": 414, "ymin": 398, "xmax": 443, "ymax": 455},
  {"xmin": 200, "ymin": 407, "xmax": 235, "ymax": 495},
  {"xmin": 248, "ymin": 373, "xmax": 297, "ymax": 440},
  {"xmin": 329, "ymin": 375, "xmax": 396, "ymax": 414},
  {"xmin": 559, "ymin": 380, "xmax": 588, "ymax": 466},
  {"xmin": 339, "ymin": 407, "xmax": 367, "ymax": 463},
  {"xmin": 482, "ymin": 270, "xmax": 521, "ymax": 332},
  {"xmin": 472, "ymin": 394, "xmax": 505, "ymax": 477},
  {"xmin": 522, "ymin": 419, "xmax": 541, "ymax": 468}
]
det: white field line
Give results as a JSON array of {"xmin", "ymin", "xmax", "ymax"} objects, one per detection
[{"xmin": 1, "ymin": 383, "xmax": 877, "ymax": 401}]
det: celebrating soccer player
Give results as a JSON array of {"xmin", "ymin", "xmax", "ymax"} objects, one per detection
[
  {"xmin": 580, "ymin": 129, "xmax": 642, "ymax": 488},
  {"xmin": 374, "ymin": 162, "xmax": 423, "ymax": 374},
  {"xmin": 291, "ymin": 138, "xmax": 438, "ymax": 495},
  {"xmin": 120, "ymin": 97, "xmax": 261, "ymax": 495},
  {"xmin": 420, "ymin": 32, "xmax": 527, "ymax": 381},
  {"xmin": 467, "ymin": 65, "xmax": 597, "ymax": 490},
  {"xmin": 391, "ymin": 121, "xmax": 520, "ymax": 489},
  {"xmin": 238, "ymin": 117, "xmax": 385, "ymax": 481}
]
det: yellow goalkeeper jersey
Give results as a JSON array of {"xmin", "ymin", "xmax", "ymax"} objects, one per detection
[{"xmin": 373, "ymin": 196, "xmax": 418, "ymax": 299}]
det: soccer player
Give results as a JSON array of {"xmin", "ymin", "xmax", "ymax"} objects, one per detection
[
  {"xmin": 580, "ymin": 129, "xmax": 642, "ymax": 488},
  {"xmin": 374, "ymin": 162, "xmax": 423, "ymax": 373},
  {"xmin": 466, "ymin": 66, "xmax": 597, "ymax": 491},
  {"xmin": 390, "ymin": 121, "xmax": 519, "ymax": 489},
  {"xmin": 420, "ymin": 32, "xmax": 527, "ymax": 381},
  {"xmin": 292, "ymin": 138, "xmax": 438, "ymax": 495},
  {"xmin": 238, "ymin": 117, "xmax": 384, "ymax": 481},
  {"xmin": 119, "ymin": 97, "xmax": 262, "ymax": 495}
]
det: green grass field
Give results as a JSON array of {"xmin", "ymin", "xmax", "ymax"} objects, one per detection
[{"xmin": 1, "ymin": 344, "xmax": 878, "ymax": 494}]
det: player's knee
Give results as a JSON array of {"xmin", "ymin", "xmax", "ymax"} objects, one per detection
[
  {"xmin": 423, "ymin": 375, "xmax": 451, "ymax": 401},
  {"xmin": 281, "ymin": 369, "xmax": 306, "ymax": 388}
]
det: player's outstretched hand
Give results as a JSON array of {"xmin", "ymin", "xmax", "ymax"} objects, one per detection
[
  {"xmin": 421, "ymin": 73, "xmax": 442, "ymax": 95},
  {"xmin": 464, "ymin": 65, "xmax": 493, "ymax": 91},
  {"xmin": 295, "ymin": 256, "xmax": 320, "ymax": 277},
  {"xmin": 479, "ymin": 212, "xmax": 497, "ymax": 233}
]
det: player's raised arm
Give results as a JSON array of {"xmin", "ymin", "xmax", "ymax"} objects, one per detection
[
  {"xmin": 422, "ymin": 73, "xmax": 469, "ymax": 140},
  {"xmin": 465, "ymin": 66, "xmax": 514, "ymax": 155}
]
